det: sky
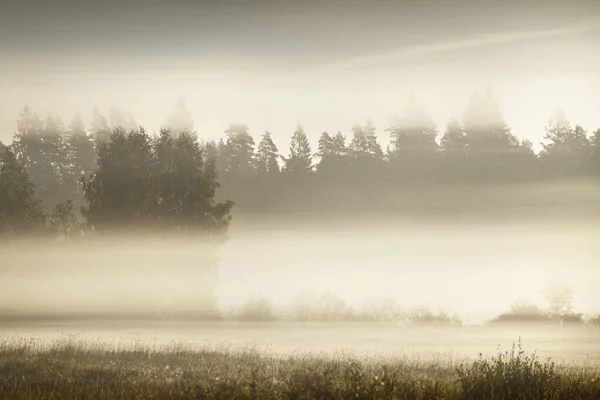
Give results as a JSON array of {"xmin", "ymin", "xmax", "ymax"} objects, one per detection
[{"xmin": 1, "ymin": 0, "xmax": 599, "ymax": 152}]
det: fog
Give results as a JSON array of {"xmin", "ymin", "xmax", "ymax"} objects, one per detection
[
  {"xmin": 2, "ymin": 189, "xmax": 599, "ymax": 325},
  {"xmin": 2, "ymin": 1, "xmax": 600, "ymax": 371}
]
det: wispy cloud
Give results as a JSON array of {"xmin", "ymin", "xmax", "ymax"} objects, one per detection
[{"xmin": 289, "ymin": 15, "xmax": 600, "ymax": 80}]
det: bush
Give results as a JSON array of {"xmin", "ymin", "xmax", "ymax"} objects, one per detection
[
  {"xmin": 457, "ymin": 338, "xmax": 559, "ymax": 399},
  {"xmin": 236, "ymin": 297, "xmax": 275, "ymax": 321},
  {"xmin": 293, "ymin": 291, "xmax": 353, "ymax": 321},
  {"xmin": 352, "ymin": 297, "xmax": 404, "ymax": 323},
  {"xmin": 490, "ymin": 298, "xmax": 552, "ymax": 325},
  {"xmin": 490, "ymin": 297, "xmax": 585, "ymax": 326},
  {"xmin": 405, "ymin": 306, "xmax": 462, "ymax": 326}
]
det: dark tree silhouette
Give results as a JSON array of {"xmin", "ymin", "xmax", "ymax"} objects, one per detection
[
  {"xmin": 463, "ymin": 89, "xmax": 520, "ymax": 151},
  {"xmin": 4, "ymin": 97, "xmax": 598, "ymax": 219},
  {"xmin": 152, "ymin": 128, "xmax": 232, "ymax": 236},
  {"xmin": 440, "ymin": 118, "xmax": 467, "ymax": 156},
  {"xmin": 461, "ymin": 89, "xmax": 537, "ymax": 182},
  {"xmin": 11, "ymin": 106, "xmax": 64, "ymax": 207},
  {"xmin": 283, "ymin": 125, "xmax": 313, "ymax": 174},
  {"xmin": 82, "ymin": 127, "xmax": 232, "ymax": 236},
  {"xmin": 221, "ymin": 124, "xmax": 256, "ymax": 177},
  {"xmin": 90, "ymin": 106, "xmax": 112, "ymax": 146},
  {"xmin": 63, "ymin": 113, "xmax": 96, "ymax": 201},
  {"xmin": 540, "ymin": 109, "xmax": 590, "ymax": 177},
  {"xmin": 386, "ymin": 92, "xmax": 439, "ymax": 182},
  {"xmin": 387, "ymin": 92, "xmax": 438, "ymax": 158},
  {"xmin": 0, "ymin": 147, "xmax": 47, "ymax": 237},
  {"xmin": 349, "ymin": 121, "xmax": 384, "ymax": 179},
  {"xmin": 82, "ymin": 127, "xmax": 155, "ymax": 232},
  {"xmin": 316, "ymin": 131, "xmax": 335, "ymax": 173},
  {"xmin": 256, "ymin": 131, "xmax": 280, "ymax": 174}
]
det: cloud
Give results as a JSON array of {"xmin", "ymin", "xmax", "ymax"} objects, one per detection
[{"xmin": 290, "ymin": 15, "xmax": 600, "ymax": 79}]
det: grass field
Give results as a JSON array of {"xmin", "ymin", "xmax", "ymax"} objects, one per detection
[{"xmin": 0, "ymin": 325, "xmax": 599, "ymax": 399}]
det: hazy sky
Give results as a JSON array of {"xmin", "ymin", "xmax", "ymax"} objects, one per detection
[{"xmin": 1, "ymin": 0, "xmax": 600, "ymax": 151}]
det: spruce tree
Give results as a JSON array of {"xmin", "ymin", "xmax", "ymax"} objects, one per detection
[
  {"xmin": 91, "ymin": 106, "xmax": 112, "ymax": 146},
  {"xmin": 222, "ymin": 124, "xmax": 256, "ymax": 177},
  {"xmin": 11, "ymin": 106, "xmax": 62, "ymax": 207},
  {"xmin": 283, "ymin": 125, "xmax": 313, "ymax": 174},
  {"xmin": 386, "ymin": 91, "xmax": 438, "ymax": 158},
  {"xmin": 64, "ymin": 113, "xmax": 96, "ymax": 198},
  {"xmin": 440, "ymin": 118, "xmax": 467, "ymax": 156},
  {"xmin": 256, "ymin": 131, "xmax": 280, "ymax": 173},
  {"xmin": 540, "ymin": 109, "xmax": 591, "ymax": 177},
  {"xmin": 0, "ymin": 147, "xmax": 47, "ymax": 237}
]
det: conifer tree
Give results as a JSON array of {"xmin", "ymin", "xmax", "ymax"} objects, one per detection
[
  {"xmin": 0, "ymin": 147, "xmax": 47, "ymax": 237},
  {"xmin": 256, "ymin": 131, "xmax": 280, "ymax": 173},
  {"xmin": 283, "ymin": 125, "xmax": 313, "ymax": 174}
]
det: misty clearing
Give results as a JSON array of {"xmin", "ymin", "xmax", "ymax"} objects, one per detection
[{"xmin": 2, "ymin": 0, "xmax": 600, "ymax": 398}]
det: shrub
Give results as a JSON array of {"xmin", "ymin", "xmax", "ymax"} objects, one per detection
[
  {"xmin": 236, "ymin": 296, "xmax": 275, "ymax": 321},
  {"xmin": 293, "ymin": 291, "xmax": 353, "ymax": 321},
  {"xmin": 405, "ymin": 306, "xmax": 462, "ymax": 326},
  {"xmin": 353, "ymin": 297, "xmax": 404, "ymax": 323},
  {"xmin": 457, "ymin": 338, "xmax": 559, "ymax": 399},
  {"xmin": 490, "ymin": 298, "xmax": 552, "ymax": 325}
]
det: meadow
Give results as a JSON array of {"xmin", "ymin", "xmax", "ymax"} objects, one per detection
[
  {"xmin": 0, "ymin": 334, "xmax": 599, "ymax": 400},
  {"xmin": 1, "ymin": 322, "xmax": 600, "ymax": 399}
]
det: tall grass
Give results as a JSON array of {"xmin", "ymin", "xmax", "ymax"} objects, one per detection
[{"xmin": 0, "ymin": 337, "xmax": 598, "ymax": 399}]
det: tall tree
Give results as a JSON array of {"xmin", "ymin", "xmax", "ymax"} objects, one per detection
[
  {"xmin": 438, "ymin": 118, "xmax": 468, "ymax": 180},
  {"xmin": 0, "ymin": 147, "xmax": 47, "ymax": 237},
  {"xmin": 385, "ymin": 92, "xmax": 439, "ymax": 181},
  {"xmin": 42, "ymin": 115, "xmax": 69, "ymax": 196},
  {"xmin": 221, "ymin": 124, "xmax": 256, "ymax": 176},
  {"xmin": 152, "ymin": 129, "xmax": 233, "ymax": 236},
  {"xmin": 386, "ymin": 92, "xmax": 438, "ymax": 158},
  {"xmin": 316, "ymin": 131, "xmax": 334, "ymax": 173},
  {"xmin": 256, "ymin": 131, "xmax": 280, "ymax": 174},
  {"xmin": 64, "ymin": 113, "xmax": 96, "ymax": 199},
  {"xmin": 90, "ymin": 106, "xmax": 112, "ymax": 146},
  {"xmin": 11, "ymin": 106, "xmax": 62, "ymax": 207},
  {"xmin": 540, "ymin": 109, "xmax": 590, "ymax": 177},
  {"xmin": 166, "ymin": 95, "xmax": 194, "ymax": 134},
  {"xmin": 215, "ymin": 138, "xmax": 228, "ymax": 175},
  {"xmin": 440, "ymin": 118, "xmax": 467, "ymax": 156},
  {"xmin": 283, "ymin": 125, "xmax": 313, "ymax": 174},
  {"xmin": 316, "ymin": 130, "xmax": 351, "ymax": 176},
  {"xmin": 462, "ymin": 88, "xmax": 535, "ymax": 181},
  {"xmin": 350, "ymin": 120, "xmax": 384, "ymax": 160},
  {"xmin": 82, "ymin": 127, "xmax": 155, "ymax": 232},
  {"xmin": 202, "ymin": 140, "xmax": 219, "ymax": 162},
  {"xmin": 462, "ymin": 88, "xmax": 520, "ymax": 151}
]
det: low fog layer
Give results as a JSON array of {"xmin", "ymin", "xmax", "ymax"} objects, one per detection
[{"xmin": 1, "ymin": 212, "xmax": 599, "ymax": 325}]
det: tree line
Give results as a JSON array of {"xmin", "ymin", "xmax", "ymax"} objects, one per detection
[
  {"xmin": 209, "ymin": 90, "xmax": 599, "ymax": 186},
  {"xmin": 0, "ymin": 104, "xmax": 232, "ymax": 241},
  {"xmin": 1, "ymin": 88, "xmax": 600, "ymax": 238}
]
